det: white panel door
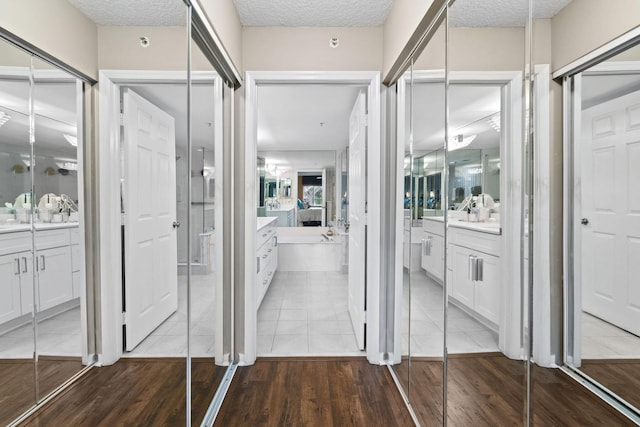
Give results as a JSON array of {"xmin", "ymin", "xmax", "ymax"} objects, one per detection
[
  {"xmin": 348, "ymin": 92, "xmax": 367, "ymax": 350},
  {"xmin": 581, "ymin": 89, "xmax": 640, "ymax": 336},
  {"xmin": 0, "ymin": 254, "xmax": 23, "ymax": 323},
  {"xmin": 123, "ymin": 89, "xmax": 178, "ymax": 351}
]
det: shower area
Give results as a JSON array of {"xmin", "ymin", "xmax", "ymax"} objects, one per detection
[{"xmin": 177, "ymin": 147, "xmax": 216, "ymax": 274}]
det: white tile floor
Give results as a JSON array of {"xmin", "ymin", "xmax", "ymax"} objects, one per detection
[
  {"xmin": 0, "ymin": 306, "xmax": 82, "ymax": 358},
  {"xmin": 581, "ymin": 312, "xmax": 640, "ymax": 359},
  {"xmin": 257, "ymin": 271, "xmax": 365, "ymax": 357},
  {"xmin": 124, "ymin": 271, "xmax": 216, "ymax": 358},
  {"xmin": 402, "ymin": 271, "xmax": 499, "ymax": 356}
]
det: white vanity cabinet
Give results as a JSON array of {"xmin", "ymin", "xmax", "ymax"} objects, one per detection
[
  {"xmin": 35, "ymin": 229, "xmax": 73, "ymax": 312},
  {"xmin": 268, "ymin": 207, "xmax": 295, "ymax": 227},
  {"xmin": 421, "ymin": 219, "xmax": 445, "ymax": 282},
  {"xmin": 256, "ymin": 217, "xmax": 278, "ymax": 307},
  {"xmin": 0, "ymin": 232, "xmax": 33, "ymax": 324},
  {"xmin": 0, "ymin": 226, "xmax": 79, "ymax": 326},
  {"xmin": 448, "ymin": 226, "xmax": 501, "ymax": 326}
]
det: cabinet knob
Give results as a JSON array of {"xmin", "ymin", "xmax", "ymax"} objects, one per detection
[{"xmin": 581, "ymin": 218, "xmax": 589, "ymax": 225}]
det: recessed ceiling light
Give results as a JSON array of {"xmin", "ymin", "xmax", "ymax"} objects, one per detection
[{"xmin": 448, "ymin": 134, "xmax": 476, "ymax": 151}]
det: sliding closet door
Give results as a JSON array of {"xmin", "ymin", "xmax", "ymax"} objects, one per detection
[
  {"xmin": 0, "ymin": 38, "xmax": 37, "ymax": 426},
  {"xmin": 446, "ymin": 0, "xmax": 528, "ymax": 423}
]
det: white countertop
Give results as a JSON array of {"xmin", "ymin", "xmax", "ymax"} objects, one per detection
[
  {"xmin": 257, "ymin": 216, "xmax": 277, "ymax": 231},
  {"xmin": 422, "ymin": 215, "xmax": 501, "ymax": 235},
  {"xmin": 265, "ymin": 205, "xmax": 295, "ymax": 213},
  {"xmin": 0, "ymin": 222, "xmax": 79, "ymax": 234}
]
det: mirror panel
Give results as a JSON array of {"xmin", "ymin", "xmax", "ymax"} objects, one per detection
[
  {"xmin": 0, "ymin": 38, "xmax": 37, "ymax": 425},
  {"xmin": 446, "ymin": 0, "xmax": 527, "ymax": 423},
  {"xmin": 31, "ymin": 54, "xmax": 85, "ymax": 401}
]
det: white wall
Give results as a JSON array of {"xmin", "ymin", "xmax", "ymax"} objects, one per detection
[
  {"xmin": 382, "ymin": 0, "xmax": 435, "ymax": 77},
  {"xmin": 551, "ymin": 0, "xmax": 640, "ymax": 71},
  {"xmin": 0, "ymin": 0, "xmax": 98, "ymax": 79},
  {"xmin": 243, "ymin": 27, "xmax": 383, "ymax": 71}
]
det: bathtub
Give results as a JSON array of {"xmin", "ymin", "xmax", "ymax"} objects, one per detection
[{"xmin": 277, "ymin": 227, "xmax": 346, "ymax": 272}]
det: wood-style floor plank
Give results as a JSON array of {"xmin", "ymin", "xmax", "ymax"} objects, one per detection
[
  {"xmin": 393, "ymin": 353, "xmax": 635, "ymax": 426},
  {"xmin": 214, "ymin": 357, "xmax": 415, "ymax": 427},
  {"xmin": 20, "ymin": 358, "xmax": 226, "ymax": 427},
  {"xmin": 581, "ymin": 359, "xmax": 640, "ymax": 411},
  {"xmin": 0, "ymin": 357, "xmax": 82, "ymax": 426}
]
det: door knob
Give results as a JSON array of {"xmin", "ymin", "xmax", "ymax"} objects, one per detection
[
  {"xmin": 172, "ymin": 221, "xmax": 180, "ymax": 229},
  {"xmin": 581, "ymin": 218, "xmax": 589, "ymax": 225}
]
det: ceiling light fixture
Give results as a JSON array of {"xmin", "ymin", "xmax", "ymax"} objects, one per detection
[
  {"xmin": 329, "ymin": 37, "xmax": 339, "ymax": 48},
  {"xmin": 0, "ymin": 111, "xmax": 11, "ymax": 128},
  {"xmin": 448, "ymin": 134, "xmax": 476, "ymax": 151},
  {"xmin": 64, "ymin": 134, "xmax": 78, "ymax": 147},
  {"xmin": 488, "ymin": 113, "xmax": 501, "ymax": 132}
]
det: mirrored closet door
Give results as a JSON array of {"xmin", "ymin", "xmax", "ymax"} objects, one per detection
[{"xmin": 0, "ymin": 36, "xmax": 90, "ymax": 425}]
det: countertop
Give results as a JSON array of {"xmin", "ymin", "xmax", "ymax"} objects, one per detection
[
  {"xmin": 257, "ymin": 216, "xmax": 277, "ymax": 231},
  {"xmin": 422, "ymin": 216, "xmax": 501, "ymax": 235},
  {"xmin": 265, "ymin": 205, "xmax": 295, "ymax": 213},
  {"xmin": 0, "ymin": 222, "xmax": 79, "ymax": 235}
]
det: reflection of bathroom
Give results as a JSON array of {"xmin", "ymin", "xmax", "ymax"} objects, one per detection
[
  {"xmin": 254, "ymin": 84, "xmax": 364, "ymax": 356},
  {"xmin": 0, "ymin": 74, "xmax": 84, "ymax": 363},
  {"xmin": 403, "ymin": 82, "xmax": 504, "ymax": 356},
  {"xmin": 117, "ymin": 82, "xmax": 217, "ymax": 357}
]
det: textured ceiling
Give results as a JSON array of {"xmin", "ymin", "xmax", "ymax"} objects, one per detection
[
  {"xmin": 233, "ymin": 0, "xmax": 393, "ymax": 27},
  {"xmin": 66, "ymin": 0, "xmax": 573, "ymax": 28},
  {"xmin": 450, "ymin": 0, "xmax": 574, "ymax": 27},
  {"xmin": 67, "ymin": 0, "xmax": 186, "ymax": 26}
]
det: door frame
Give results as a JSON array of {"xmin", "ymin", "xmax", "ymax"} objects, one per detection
[
  {"xmin": 97, "ymin": 70, "xmax": 224, "ymax": 365},
  {"xmin": 243, "ymin": 71, "xmax": 382, "ymax": 364},
  {"xmin": 393, "ymin": 70, "xmax": 527, "ymax": 362}
]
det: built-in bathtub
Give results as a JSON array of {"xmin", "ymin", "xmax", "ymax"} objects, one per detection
[{"xmin": 277, "ymin": 227, "xmax": 346, "ymax": 271}]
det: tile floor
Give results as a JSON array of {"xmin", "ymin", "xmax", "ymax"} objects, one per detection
[
  {"xmin": 0, "ymin": 270, "xmax": 216, "ymax": 359},
  {"xmin": 0, "ymin": 305, "xmax": 82, "ymax": 358},
  {"xmin": 257, "ymin": 271, "xmax": 365, "ymax": 357},
  {"xmin": 402, "ymin": 271, "xmax": 499, "ymax": 356},
  {"xmin": 581, "ymin": 312, "xmax": 640, "ymax": 359},
  {"xmin": 123, "ymin": 271, "xmax": 216, "ymax": 358}
]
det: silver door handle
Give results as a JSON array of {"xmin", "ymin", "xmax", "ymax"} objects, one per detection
[
  {"xmin": 469, "ymin": 255, "xmax": 477, "ymax": 281},
  {"xmin": 40, "ymin": 255, "xmax": 46, "ymax": 271},
  {"xmin": 14, "ymin": 258, "xmax": 20, "ymax": 275},
  {"xmin": 22, "ymin": 257, "xmax": 28, "ymax": 273},
  {"xmin": 477, "ymin": 257, "xmax": 484, "ymax": 282},
  {"xmin": 172, "ymin": 221, "xmax": 180, "ymax": 229},
  {"xmin": 257, "ymin": 256, "xmax": 261, "ymax": 274}
]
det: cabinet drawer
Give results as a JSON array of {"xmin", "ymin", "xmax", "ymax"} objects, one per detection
[
  {"xmin": 35, "ymin": 229, "xmax": 71, "ymax": 250},
  {"xmin": 423, "ymin": 219, "xmax": 444, "ymax": 236},
  {"xmin": 0, "ymin": 231, "xmax": 31, "ymax": 256},
  {"xmin": 449, "ymin": 227, "xmax": 500, "ymax": 256},
  {"xmin": 257, "ymin": 224, "xmax": 276, "ymax": 249}
]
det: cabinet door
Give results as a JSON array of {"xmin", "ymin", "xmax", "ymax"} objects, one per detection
[
  {"xmin": 451, "ymin": 246, "xmax": 474, "ymax": 310},
  {"xmin": 19, "ymin": 253, "xmax": 34, "ymax": 314},
  {"xmin": 37, "ymin": 247, "xmax": 73, "ymax": 311},
  {"xmin": 474, "ymin": 254, "xmax": 500, "ymax": 324},
  {"xmin": 0, "ymin": 254, "xmax": 22, "ymax": 324},
  {"xmin": 425, "ymin": 233, "xmax": 444, "ymax": 282}
]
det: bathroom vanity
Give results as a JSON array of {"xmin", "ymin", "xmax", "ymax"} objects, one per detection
[
  {"xmin": 421, "ymin": 216, "xmax": 501, "ymax": 330},
  {"xmin": 0, "ymin": 223, "xmax": 81, "ymax": 332},
  {"xmin": 266, "ymin": 206, "xmax": 295, "ymax": 227},
  {"xmin": 256, "ymin": 217, "xmax": 278, "ymax": 307}
]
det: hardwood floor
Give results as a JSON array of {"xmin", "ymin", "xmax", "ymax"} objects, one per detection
[
  {"xmin": 580, "ymin": 359, "xmax": 640, "ymax": 411},
  {"xmin": 0, "ymin": 357, "xmax": 82, "ymax": 426},
  {"xmin": 214, "ymin": 357, "xmax": 415, "ymax": 427},
  {"xmin": 20, "ymin": 358, "xmax": 227, "ymax": 426},
  {"xmin": 393, "ymin": 353, "xmax": 636, "ymax": 426}
]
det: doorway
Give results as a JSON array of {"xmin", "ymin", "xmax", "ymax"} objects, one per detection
[
  {"xmin": 97, "ymin": 71, "xmax": 225, "ymax": 363},
  {"xmin": 243, "ymin": 72, "xmax": 383, "ymax": 364}
]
